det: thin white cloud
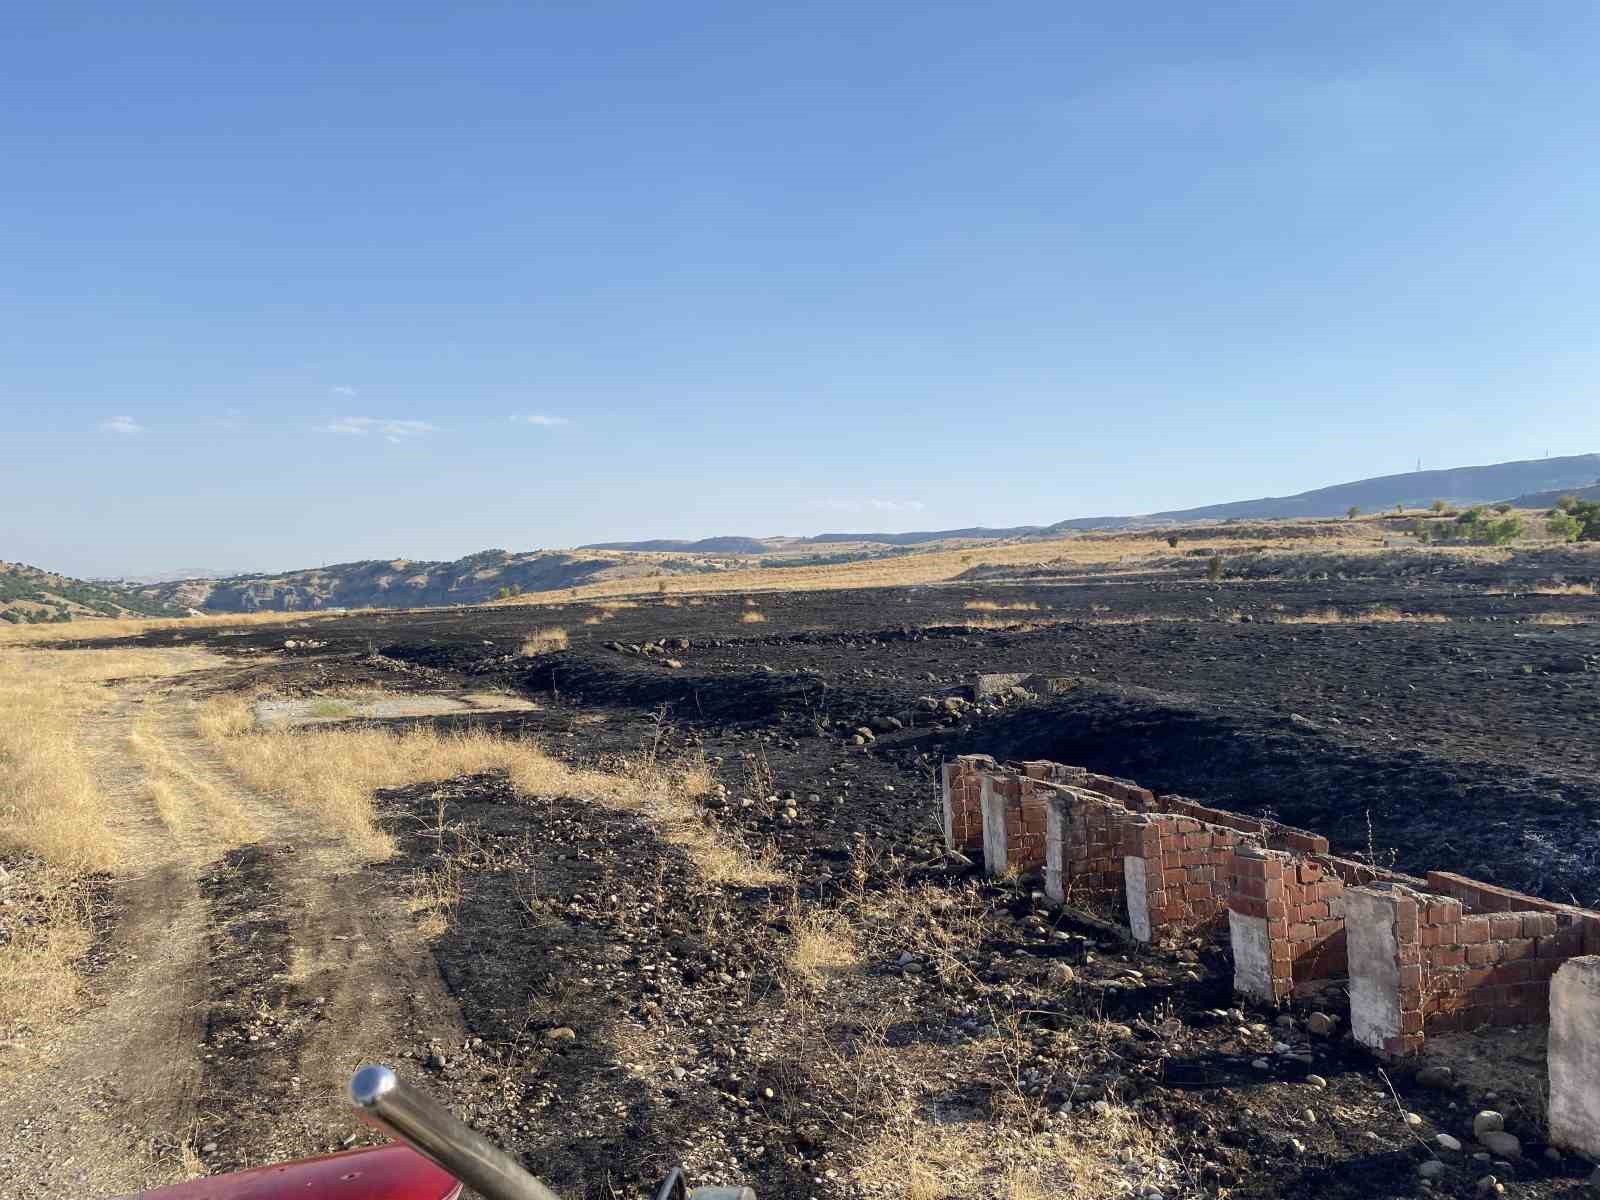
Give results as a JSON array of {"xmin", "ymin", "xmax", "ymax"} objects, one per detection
[
  {"xmin": 329, "ymin": 385, "xmax": 358, "ymax": 398},
  {"xmin": 807, "ymin": 498, "xmax": 926, "ymax": 515},
  {"xmin": 98, "ymin": 416, "xmax": 144, "ymax": 436},
  {"xmin": 511, "ymin": 414, "xmax": 572, "ymax": 427},
  {"xmin": 316, "ymin": 417, "xmax": 438, "ymax": 443}
]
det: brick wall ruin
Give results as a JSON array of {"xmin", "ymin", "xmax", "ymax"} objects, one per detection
[{"xmin": 938, "ymin": 752, "xmax": 1600, "ymax": 1155}]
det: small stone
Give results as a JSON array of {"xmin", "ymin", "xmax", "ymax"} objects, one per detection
[
  {"xmin": 201, "ymin": 1142, "xmax": 218, "ymax": 1154},
  {"xmin": 1476, "ymin": 1176, "xmax": 1502, "ymax": 1197},
  {"xmin": 1251, "ymin": 1058, "xmax": 1270, "ymax": 1070},
  {"xmin": 1473, "ymin": 1111, "xmax": 1505, "ymax": 1138},
  {"xmin": 1436, "ymin": 1134, "xmax": 1462, "ymax": 1153},
  {"xmin": 544, "ymin": 1026, "xmax": 577, "ymax": 1042},
  {"xmin": 1478, "ymin": 1131, "xmax": 1520, "ymax": 1161},
  {"xmin": 1304, "ymin": 1074, "xmax": 1328, "ymax": 1089},
  {"xmin": 425, "ymin": 1053, "xmax": 447, "ymax": 1069},
  {"xmin": 1406, "ymin": 1112, "xmax": 1424, "ymax": 1128},
  {"xmin": 1305, "ymin": 1012, "xmax": 1337, "ymax": 1036},
  {"xmin": 1047, "ymin": 963, "xmax": 1076, "ymax": 986},
  {"xmin": 1416, "ymin": 1065, "xmax": 1454, "ymax": 1088},
  {"xmin": 1544, "ymin": 1147, "xmax": 1562, "ymax": 1164},
  {"xmin": 1418, "ymin": 1161, "xmax": 1446, "ymax": 1181}
]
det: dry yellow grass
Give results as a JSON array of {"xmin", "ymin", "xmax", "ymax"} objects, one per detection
[
  {"xmin": 486, "ymin": 530, "xmax": 1391, "ymax": 608},
  {"xmin": 1273, "ymin": 606, "xmax": 1449, "ymax": 625},
  {"xmin": 198, "ymin": 695, "xmax": 782, "ymax": 884},
  {"xmin": 519, "ymin": 627, "xmax": 570, "ymax": 655},
  {"xmin": 788, "ymin": 911, "xmax": 861, "ymax": 987},
  {"xmin": 1530, "ymin": 581, "xmax": 1596, "ymax": 596},
  {"xmin": 1529, "ymin": 612, "xmax": 1589, "ymax": 626},
  {"xmin": 963, "ymin": 600, "xmax": 1042, "ymax": 612},
  {"xmin": 0, "ymin": 874, "xmax": 93, "ymax": 1029},
  {"xmin": 0, "ymin": 647, "xmax": 210, "ymax": 871},
  {"xmin": 853, "ymin": 1102, "xmax": 1165, "ymax": 1200},
  {"xmin": 0, "ymin": 646, "xmax": 217, "ymax": 1031},
  {"xmin": 740, "ymin": 610, "xmax": 768, "ymax": 624},
  {"xmin": 128, "ymin": 705, "xmax": 261, "ymax": 849},
  {"xmin": 0, "ymin": 608, "xmax": 362, "ymax": 648}
]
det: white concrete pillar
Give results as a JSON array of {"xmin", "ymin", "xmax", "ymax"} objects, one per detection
[
  {"xmin": 1044, "ymin": 796, "xmax": 1066, "ymax": 903},
  {"xmin": 979, "ymin": 774, "xmax": 1010, "ymax": 877},
  {"xmin": 1124, "ymin": 855, "xmax": 1151, "ymax": 943},
  {"xmin": 1229, "ymin": 909, "xmax": 1275, "ymax": 1003},
  {"xmin": 1549, "ymin": 956, "xmax": 1600, "ymax": 1157},
  {"xmin": 1345, "ymin": 886, "xmax": 1403, "ymax": 1055}
]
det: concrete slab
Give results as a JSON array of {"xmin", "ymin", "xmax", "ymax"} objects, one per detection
[
  {"xmin": 1549, "ymin": 956, "xmax": 1600, "ymax": 1157},
  {"xmin": 253, "ymin": 691, "xmax": 537, "ymax": 729},
  {"xmin": 1347, "ymin": 885, "xmax": 1404, "ymax": 1055}
]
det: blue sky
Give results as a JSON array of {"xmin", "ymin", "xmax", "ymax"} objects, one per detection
[{"xmin": 5, "ymin": 4, "xmax": 1600, "ymax": 577}]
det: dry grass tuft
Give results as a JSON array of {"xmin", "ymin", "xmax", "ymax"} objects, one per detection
[
  {"xmin": 0, "ymin": 872, "xmax": 94, "ymax": 1030},
  {"xmin": 740, "ymin": 610, "xmax": 768, "ymax": 624},
  {"xmin": 788, "ymin": 911, "xmax": 861, "ymax": 987},
  {"xmin": 853, "ymin": 1103, "xmax": 1166, "ymax": 1200},
  {"xmin": 1530, "ymin": 581, "xmax": 1596, "ymax": 596},
  {"xmin": 963, "ymin": 600, "xmax": 1041, "ymax": 613},
  {"xmin": 1273, "ymin": 606, "xmax": 1449, "ymax": 625},
  {"xmin": 1529, "ymin": 612, "xmax": 1589, "ymax": 626},
  {"xmin": 519, "ymin": 627, "xmax": 569, "ymax": 655}
]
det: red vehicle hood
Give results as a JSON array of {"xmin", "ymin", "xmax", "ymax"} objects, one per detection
[{"xmin": 112, "ymin": 1143, "xmax": 460, "ymax": 1200}]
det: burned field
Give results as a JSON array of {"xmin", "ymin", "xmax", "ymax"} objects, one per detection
[{"xmin": 87, "ymin": 559, "xmax": 1600, "ymax": 1199}]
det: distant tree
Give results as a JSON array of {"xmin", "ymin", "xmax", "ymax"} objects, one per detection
[
  {"xmin": 1346, "ymin": 505, "xmax": 1361, "ymax": 519},
  {"xmin": 496, "ymin": 585, "xmax": 510, "ymax": 600},
  {"xmin": 1557, "ymin": 494, "xmax": 1580, "ymax": 513},
  {"xmin": 1547, "ymin": 510, "xmax": 1581, "ymax": 542},
  {"xmin": 1494, "ymin": 502, "xmax": 1513, "ymax": 515},
  {"xmin": 1166, "ymin": 535, "xmax": 1179, "ymax": 549},
  {"xmin": 1563, "ymin": 499, "xmax": 1600, "ymax": 541},
  {"xmin": 1206, "ymin": 554, "xmax": 1223, "ymax": 583},
  {"xmin": 1394, "ymin": 503, "xmax": 1404, "ymax": 514},
  {"xmin": 1430, "ymin": 499, "xmax": 1447, "ymax": 514}
]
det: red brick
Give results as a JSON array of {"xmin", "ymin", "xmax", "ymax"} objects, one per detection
[{"xmin": 1490, "ymin": 915, "xmax": 1523, "ymax": 940}]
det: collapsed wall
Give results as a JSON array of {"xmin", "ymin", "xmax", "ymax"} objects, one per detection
[{"xmin": 939, "ymin": 752, "xmax": 1600, "ymax": 1154}]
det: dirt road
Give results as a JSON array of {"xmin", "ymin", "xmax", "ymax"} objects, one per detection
[{"xmin": 0, "ymin": 651, "xmax": 465, "ymax": 1197}]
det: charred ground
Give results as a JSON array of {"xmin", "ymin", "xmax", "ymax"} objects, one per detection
[{"xmin": 44, "ymin": 556, "xmax": 1600, "ymax": 1200}]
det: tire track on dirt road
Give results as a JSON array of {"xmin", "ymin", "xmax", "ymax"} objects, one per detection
[{"xmin": 0, "ymin": 651, "xmax": 466, "ymax": 1196}]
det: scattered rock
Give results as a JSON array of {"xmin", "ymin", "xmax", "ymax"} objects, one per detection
[
  {"xmin": 1305, "ymin": 1012, "xmax": 1338, "ymax": 1036},
  {"xmin": 1304, "ymin": 1074, "xmax": 1328, "ymax": 1089},
  {"xmin": 1047, "ymin": 963, "xmax": 1076, "ymax": 986},
  {"xmin": 1406, "ymin": 1112, "xmax": 1424, "ymax": 1128},
  {"xmin": 1473, "ymin": 1111, "xmax": 1505, "ymax": 1138},
  {"xmin": 1436, "ymin": 1134, "xmax": 1462, "ymax": 1153},
  {"xmin": 1478, "ymin": 1131, "xmax": 1520, "ymax": 1161},
  {"xmin": 1418, "ymin": 1161, "xmax": 1446, "ymax": 1181},
  {"xmin": 1416, "ymin": 1065, "xmax": 1454, "ymax": 1088},
  {"xmin": 1476, "ymin": 1175, "xmax": 1502, "ymax": 1197},
  {"xmin": 543, "ymin": 1027, "xmax": 577, "ymax": 1043}
]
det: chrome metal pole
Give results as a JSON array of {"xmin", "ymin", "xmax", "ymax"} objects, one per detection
[{"xmin": 350, "ymin": 1064, "xmax": 562, "ymax": 1200}]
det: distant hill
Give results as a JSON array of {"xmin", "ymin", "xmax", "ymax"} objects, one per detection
[
  {"xmin": 1501, "ymin": 483, "xmax": 1600, "ymax": 511},
  {"xmin": 132, "ymin": 548, "xmax": 711, "ymax": 613},
  {"xmin": 107, "ymin": 567, "xmax": 232, "ymax": 586},
  {"xmin": 1139, "ymin": 454, "xmax": 1600, "ymax": 524},
  {"xmin": 582, "ymin": 525, "xmax": 1050, "ymax": 553},
  {"xmin": 582, "ymin": 455, "xmax": 1600, "ymax": 548},
  {"xmin": 0, "ymin": 561, "xmax": 185, "ymax": 625},
  {"xmin": 94, "ymin": 451, "xmax": 1600, "ymax": 614}
]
